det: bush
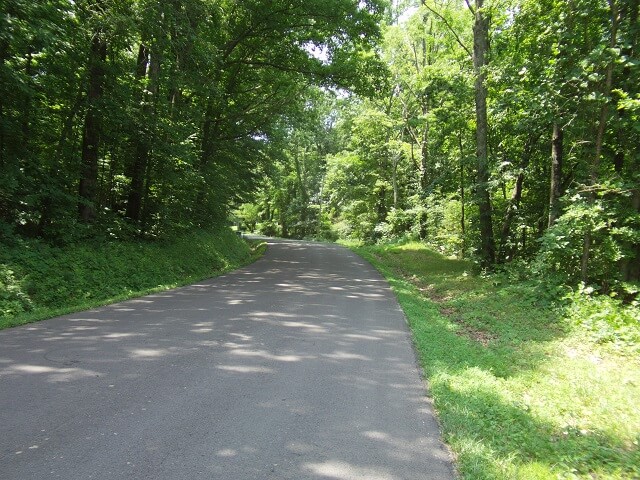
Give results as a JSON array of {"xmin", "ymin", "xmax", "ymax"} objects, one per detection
[
  {"xmin": 565, "ymin": 284, "xmax": 640, "ymax": 350},
  {"xmin": 0, "ymin": 265, "xmax": 33, "ymax": 316},
  {"xmin": 533, "ymin": 182, "xmax": 640, "ymax": 288},
  {"xmin": 256, "ymin": 220, "xmax": 279, "ymax": 237}
]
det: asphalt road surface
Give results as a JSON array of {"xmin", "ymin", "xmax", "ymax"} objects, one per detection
[{"xmin": 0, "ymin": 238, "xmax": 455, "ymax": 480}]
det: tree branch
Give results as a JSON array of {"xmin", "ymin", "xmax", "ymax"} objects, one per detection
[
  {"xmin": 464, "ymin": 0, "xmax": 475, "ymax": 14},
  {"xmin": 421, "ymin": 1, "xmax": 472, "ymax": 58}
]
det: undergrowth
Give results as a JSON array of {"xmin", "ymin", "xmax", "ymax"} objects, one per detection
[
  {"xmin": 0, "ymin": 229, "xmax": 264, "ymax": 330},
  {"xmin": 346, "ymin": 240, "xmax": 640, "ymax": 480}
]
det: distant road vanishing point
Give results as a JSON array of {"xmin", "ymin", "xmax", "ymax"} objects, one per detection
[{"xmin": 0, "ymin": 237, "xmax": 455, "ymax": 480}]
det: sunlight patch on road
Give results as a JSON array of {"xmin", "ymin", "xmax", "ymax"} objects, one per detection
[
  {"xmin": 229, "ymin": 348, "xmax": 307, "ymax": 362},
  {"xmin": 216, "ymin": 365, "xmax": 274, "ymax": 374},
  {"xmin": 322, "ymin": 351, "xmax": 371, "ymax": 361},
  {"xmin": 216, "ymin": 448, "xmax": 237, "ymax": 457},
  {"xmin": 1, "ymin": 364, "xmax": 100, "ymax": 382},
  {"xmin": 304, "ymin": 460, "xmax": 400, "ymax": 480}
]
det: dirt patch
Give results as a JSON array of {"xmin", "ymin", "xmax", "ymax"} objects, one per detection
[
  {"xmin": 452, "ymin": 320, "xmax": 497, "ymax": 346},
  {"xmin": 405, "ymin": 274, "xmax": 452, "ymax": 302},
  {"xmin": 404, "ymin": 272, "xmax": 496, "ymax": 347}
]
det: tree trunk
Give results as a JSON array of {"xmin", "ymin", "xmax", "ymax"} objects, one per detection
[
  {"xmin": 499, "ymin": 135, "xmax": 538, "ymax": 261},
  {"xmin": 0, "ymin": 38, "xmax": 6, "ymax": 170},
  {"xmin": 126, "ymin": 44, "xmax": 159, "ymax": 224},
  {"xmin": 392, "ymin": 152, "xmax": 399, "ymax": 209},
  {"xmin": 472, "ymin": 0, "xmax": 495, "ymax": 266},
  {"xmin": 582, "ymin": 0, "xmax": 619, "ymax": 283},
  {"xmin": 548, "ymin": 123, "xmax": 564, "ymax": 227},
  {"xmin": 620, "ymin": 189, "xmax": 640, "ymax": 281},
  {"xmin": 617, "ymin": 0, "xmax": 639, "ymax": 279},
  {"xmin": 293, "ymin": 141, "xmax": 308, "ymax": 236},
  {"xmin": 458, "ymin": 131, "xmax": 466, "ymax": 254},
  {"xmin": 419, "ymin": 109, "xmax": 429, "ymax": 192},
  {"xmin": 21, "ymin": 50, "xmax": 33, "ymax": 147},
  {"xmin": 613, "ymin": 0, "xmax": 638, "ymax": 174},
  {"xmin": 78, "ymin": 27, "xmax": 107, "ymax": 222}
]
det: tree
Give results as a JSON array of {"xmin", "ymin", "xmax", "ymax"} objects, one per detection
[{"xmin": 468, "ymin": 0, "xmax": 495, "ymax": 265}]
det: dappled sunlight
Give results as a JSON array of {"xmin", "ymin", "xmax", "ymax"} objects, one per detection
[
  {"xmin": 1, "ymin": 364, "xmax": 101, "ymax": 382},
  {"xmin": 322, "ymin": 351, "xmax": 371, "ymax": 361},
  {"xmin": 281, "ymin": 320, "xmax": 330, "ymax": 332},
  {"xmin": 128, "ymin": 348, "xmax": 173, "ymax": 359},
  {"xmin": 228, "ymin": 332, "xmax": 252, "ymax": 341},
  {"xmin": 229, "ymin": 347, "xmax": 311, "ymax": 363},
  {"xmin": 103, "ymin": 332, "xmax": 141, "ymax": 339},
  {"xmin": 216, "ymin": 448, "xmax": 237, "ymax": 457},
  {"xmin": 0, "ymin": 237, "xmax": 454, "ymax": 479},
  {"xmin": 343, "ymin": 333, "xmax": 382, "ymax": 341},
  {"xmin": 216, "ymin": 365, "xmax": 274, "ymax": 374},
  {"xmin": 191, "ymin": 327, "xmax": 213, "ymax": 333},
  {"xmin": 304, "ymin": 460, "xmax": 401, "ymax": 480},
  {"xmin": 67, "ymin": 326, "xmax": 99, "ymax": 331},
  {"xmin": 67, "ymin": 318, "xmax": 116, "ymax": 324}
]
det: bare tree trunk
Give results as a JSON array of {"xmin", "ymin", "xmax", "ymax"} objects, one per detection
[
  {"xmin": 582, "ymin": 0, "xmax": 619, "ymax": 283},
  {"xmin": 419, "ymin": 98, "xmax": 430, "ymax": 193},
  {"xmin": 392, "ymin": 152, "xmax": 399, "ymax": 209},
  {"xmin": 293, "ymin": 139, "xmax": 309, "ymax": 237},
  {"xmin": 78, "ymin": 26, "xmax": 107, "ymax": 222},
  {"xmin": 617, "ymin": 0, "xmax": 639, "ymax": 279},
  {"xmin": 0, "ymin": 39, "xmax": 6, "ymax": 170},
  {"xmin": 472, "ymin": 0, "xmax": 495, "ymax": 266},
  {"xmin": 458, "ymin": 131, "xmax": 466, "ymax": 255},
  {"xmin": 126, "ymin": 44, "xmax": 159, "ymax": 225},
  {"xmin": 499, "ymin": 135, "xmax": 539, "ymax": 261},
  {"xmin": 548, "ymin": 123, "xmax": 564, "ymax": 227}
]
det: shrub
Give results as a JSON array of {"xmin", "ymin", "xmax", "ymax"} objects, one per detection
[
  {"xmin": 565, "ymin": 284, "xmax": 640, "ymax": 350},
  {"xmin": 0, "ymin": 265, "xmax": 33, "ymax": 317},
  {"xmin": 535, "ymin": 187, "xmax": 640, "ymax": 287}
]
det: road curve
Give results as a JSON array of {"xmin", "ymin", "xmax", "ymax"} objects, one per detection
[{"xmin": 0, "ymin": 238, "xmax": 455, "ymax": 480}]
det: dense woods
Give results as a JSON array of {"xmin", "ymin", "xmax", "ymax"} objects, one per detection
[
  {"xmin": 1, "ymin": 0, "xmax": 639, "ymax": 294},
  {"xmin": 244, "ymin": 0, "xmax": 639, "ymax": 294},
  {"xmin": 0, "ymin": 0, "xmax": 385, "ymax": 240},
  {"xmin": 1, "ymin": 3, "xmax": 639, "ymax": 476}
]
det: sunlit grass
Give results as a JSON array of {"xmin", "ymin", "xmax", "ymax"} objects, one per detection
[{"xmin": 348, "ymin": 241, "xmax": 640, "ymax": 479}]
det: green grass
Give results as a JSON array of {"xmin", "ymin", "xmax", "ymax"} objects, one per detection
[
  {"xmin": 346, "ymin": 241, "xmax": 640, "ymax": 479},
  {"xmin": 0, "ymin": 229, "xmax": 266, "ymax": 330}
]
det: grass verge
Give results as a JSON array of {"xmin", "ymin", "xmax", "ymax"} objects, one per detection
[
  {"xmin": 346, "ymin": 240, "xmax": 640, "ymax": 479},
  {"xmin": 0, "ymin": 229, "xmax": 266, "ymax": 330}
]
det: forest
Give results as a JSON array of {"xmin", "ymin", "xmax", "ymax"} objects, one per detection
[
  {"xmin": 0, "ymin": 1, "xmax": 638, "ymax": 307},
  {"xmin": 1, "ymin": 2, "xmax": 639, "ymax": 477},
  {"xmin": 241, "ymin": 0, "xmax": 640, "ymax": 293}
]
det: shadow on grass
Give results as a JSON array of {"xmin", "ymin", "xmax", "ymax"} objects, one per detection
[
  {"xmin": 436, "ymin": 378, "xmax": 639, "ymax": 479},
  {"xmin": 355, "ymin": 243, "xmax": 640, "ymax": 479},
  {"xmin": 361, "ymin": 244, "xmax": 566, "ymax": 380}
]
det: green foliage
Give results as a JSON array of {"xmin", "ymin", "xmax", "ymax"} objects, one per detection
[
  {"xmin": 233, "ymin": 203, "xmax": 261, "ymax": 232},
  {"xmin": 0, "ymin": 265, "xmax": 33, "ymax": 317},
  {"xmin": 0, "ymin": 0, "xmax": 386, "ymax": 241},
  {"xmin": 536, "ymin": 186, "xmax": 640, "ymax": 286},
  {"xmin": 0, "ymin": 228, "xmax": 255, "ymax": 329},
  {"xmin": 348, "ymin": 240, "xmax": 640, "ymax": 480},
  {"xmin": 565, "ymin": 284, "xmax": 640, "ymax": 350}
]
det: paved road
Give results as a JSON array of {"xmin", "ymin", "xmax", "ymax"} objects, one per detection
[{"xmin": 0, "ymin": 238, "xmax": 455, "ymax": 480}]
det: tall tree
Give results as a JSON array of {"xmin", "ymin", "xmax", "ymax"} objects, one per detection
[
  {"xmin": 469, "ymin": 0, "xmax": 495, "ymax": 265},
  {"xmin": 78, "ymin": 1, "xmax": 107, "ymax": 222}
]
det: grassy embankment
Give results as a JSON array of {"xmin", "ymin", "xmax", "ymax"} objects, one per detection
[
  {"xmin": 348, "ymin": 241, "xmax": 639, "ymax": 479},
  {"xmin": 0, "ymin": 229, "xmax": 266, "ymax": 330}
]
